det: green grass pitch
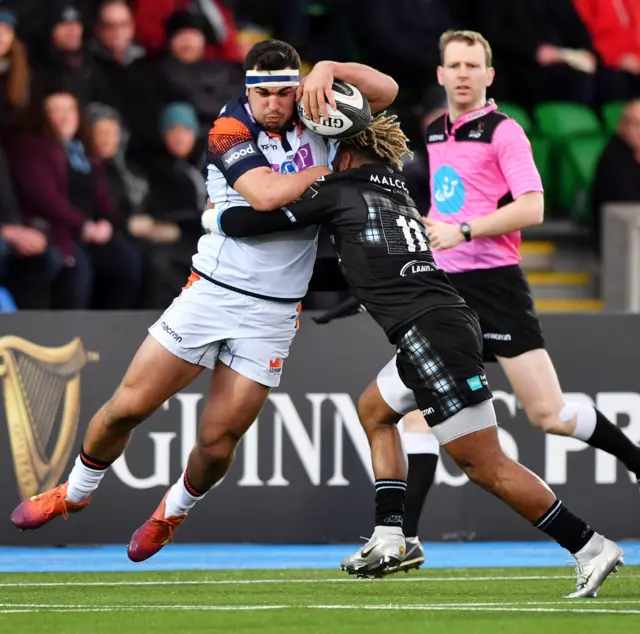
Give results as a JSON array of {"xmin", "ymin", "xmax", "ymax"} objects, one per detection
[{"xmin": 1, "ymin": 566, "xmax": 639, "ymax": 633}]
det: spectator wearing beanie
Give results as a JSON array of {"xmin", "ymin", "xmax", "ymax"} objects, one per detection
[
  {"xmin": 143, "ymin": 102, "xmax": 207, "ymax": 307},
  {"xmin": 31, "ymin": 2, "xmax": 108, "ymax": 106}
]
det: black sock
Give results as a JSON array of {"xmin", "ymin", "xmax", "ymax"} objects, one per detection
[
  {"xmin": 375, "ymin": 479, "xmax": 406, "ymax": 528},
  {"xmin": 587, "ymin": 409, "xmax": 640, "ymax": 477},
  {"xmin": 534, "ymin": 500, "xmax": 594, "ymax": 554},
  {"xmin": 79, "ymin": 446, "xmax": 112, "ymax": 471},
  {"xmin": 404, "ymin": 454, "xmax": 438, "ymax": 537}
]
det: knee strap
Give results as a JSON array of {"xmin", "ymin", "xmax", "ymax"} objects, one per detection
[{"xmin": 559, "ymin": 402, "xmax": 596, "ymax": 441}]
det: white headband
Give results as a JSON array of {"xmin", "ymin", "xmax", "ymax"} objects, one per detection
[{"xmin": 245, "ymin": 69, "xmax": 300, "ymax": 88}]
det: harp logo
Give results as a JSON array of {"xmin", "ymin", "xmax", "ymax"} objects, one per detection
[{"xmin": 0, "ymin": 336, "xmax": 96, "ymax": 500}]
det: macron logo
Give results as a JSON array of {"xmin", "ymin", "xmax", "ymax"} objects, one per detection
[{"xmin": 161, "ymin": 321, "xmax": 182, "ymax": 343}]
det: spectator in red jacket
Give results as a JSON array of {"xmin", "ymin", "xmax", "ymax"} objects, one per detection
[
  {"xmin": 574, "ymin": 0, "xmax": 640, "ymax": 100},
  {"xmin": 4, "ymin": 87, "xmax": 142, "ymax": 309},
  {"xmin": 133, "ymin": 0, "xmax": 243, "ymax": 62}
]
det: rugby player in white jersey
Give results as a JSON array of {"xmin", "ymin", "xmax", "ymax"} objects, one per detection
[{"xmin": 10, "ymin": 39, "xmax": 398, "ymax": 562}]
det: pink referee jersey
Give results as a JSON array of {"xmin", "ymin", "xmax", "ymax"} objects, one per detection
[{"xmin": 425, "ymin": 101, "xmax": 543, "ymax": 273}]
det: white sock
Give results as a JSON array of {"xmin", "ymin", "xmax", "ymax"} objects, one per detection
[
  {"xmin": 66, "ymin": 455, "xmax": 107, "ymax": 503},
  {"xmin": 373, "ymin": 525, "xmax": 404, "ymax": 539},
  {"xmin": 561, "ymin": 403, "xmax": 597, "ymax": 441},
  {"xmin": 164, "ymin": 471, "xmax": 206, "ymax": 518},
  {"xmin": 574, "ymin": 532, "xmax": 604, "ymax": 562},
  {"xmin": 402, "ymin": 431, "xmax": 440, "ymax": 456}
]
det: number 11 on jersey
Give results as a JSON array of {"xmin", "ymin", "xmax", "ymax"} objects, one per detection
[{"xmin": 396, "ymin": 216, "xmax": 429, "ymax": 252}]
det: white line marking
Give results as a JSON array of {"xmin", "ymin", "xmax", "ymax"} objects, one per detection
[
  {"xmin": 0, "ymin": 574, "xmax": 573, "ymax": 588},
  {"xmin": 0, "ymin": 605, "xmax": 287, "ymax": 613},
  {"xmin": 1, "ymin": 602, "xmax": 639, "ymax": 615},
  {"xmin": 313, "ymin": 601, "xmax": 640, "ymax": 608},
  {"xmin": 3, "ymin": 600, "xmax": 637, "ymax": 608},
  {"xmin": 311, "ymin": 606, "xmax": 640, "ymax": 615}
]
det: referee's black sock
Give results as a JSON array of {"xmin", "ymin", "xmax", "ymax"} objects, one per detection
[
  {"xmin": 404, "ymin": 454, "xmax": 438, "ymax": 538},
  {"xmin": 587, "ymin": 409, "xmax": 640, "ymax": 478}
]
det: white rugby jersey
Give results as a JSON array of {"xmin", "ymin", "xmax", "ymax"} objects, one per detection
[{"xmin": 191, "ymin": 93, "xmax": 331, "ymax": 302}]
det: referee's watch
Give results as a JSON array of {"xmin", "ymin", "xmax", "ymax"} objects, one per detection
[{"xmin": 459, "ymin": 222, "xmax": 472, "ymax": 242}]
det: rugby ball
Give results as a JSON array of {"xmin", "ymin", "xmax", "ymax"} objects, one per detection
[{"xmin": 297, "ymin": 80, "xmax": 372, "ymax": 139}]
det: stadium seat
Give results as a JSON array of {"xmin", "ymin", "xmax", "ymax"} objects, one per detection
[
  {"xmin": 534, "ymin": 102, "xmax": 602, "ymax": 139},
  {"xmin": 601, "ymin": 102, "xmax": 625, "ymax": 133},
  {"xmin": 558, "ymin": 135, "xmax": 608, "ymax": 221},
  {"xmin": 0, "ymin": 287, "xmax": 16, "ymax": 312},
  {"xmin": 498, "ymin": 102, "xmax": 534, "ymax": 134}
]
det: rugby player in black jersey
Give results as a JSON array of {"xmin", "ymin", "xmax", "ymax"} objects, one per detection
[{"xmin": 203, "ymin": 113, "xmax": 623, "ymax": 599}]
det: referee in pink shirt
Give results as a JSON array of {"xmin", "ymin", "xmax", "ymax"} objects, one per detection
[{"xmin": 395, "ymin": 30, "xmax": 640, "ymax": 573}]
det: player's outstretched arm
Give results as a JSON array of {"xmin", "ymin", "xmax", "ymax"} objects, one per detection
[
  {"xmin": 203, "ymin": 180, "xmax": 339, "ymax": 237},
  {"xmin": 298, "ymin": 61, "xmax": 398, "ymax": 122},
  {"xmin": 208, "ymin": 205, "xmax": 298, "ymax": 237}
]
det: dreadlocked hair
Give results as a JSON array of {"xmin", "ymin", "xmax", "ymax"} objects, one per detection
[{"xmin": 340, "ymin": 112, "xmax": 413, "ymax": 170}]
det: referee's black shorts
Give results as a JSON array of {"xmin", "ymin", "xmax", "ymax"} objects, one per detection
[{"xmin": 446, "ymin": 264, "xmax": 545, "ymax": 362}]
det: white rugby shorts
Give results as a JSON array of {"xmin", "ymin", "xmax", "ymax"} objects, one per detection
[{"xmin": 148, "ymin": 271, "xmax": 301, "ymax": 387}]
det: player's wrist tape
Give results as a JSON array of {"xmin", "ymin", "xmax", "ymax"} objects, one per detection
[
  {"xmin": 245, "ymin": 69, "xmax": 300, "ymax": 88},
  {"xmin": 201, "ymin": 207, "xmax": 226, "ymax": 236}
]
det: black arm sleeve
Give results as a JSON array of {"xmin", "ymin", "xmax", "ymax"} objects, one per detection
[
  {"xmin": 219, "ymin": 206, "xmax": 298, "ymax": 237},
  {"xmin": 219, "ymin": 179, "xmax": 340, "ymax": 238}
]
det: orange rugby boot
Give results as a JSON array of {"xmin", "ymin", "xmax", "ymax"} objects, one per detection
[
  {"xmin": 127, "ymin": 491, "xmax": 186, "ymax": 562},
  {"xmin": 11, "ymin": 482, "xmax": 91, "ymax": 530}
]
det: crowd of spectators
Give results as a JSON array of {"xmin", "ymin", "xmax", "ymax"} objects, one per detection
[{"xmin": 1, "ymin": 0, "xmax": 639, "ymax": 310}]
